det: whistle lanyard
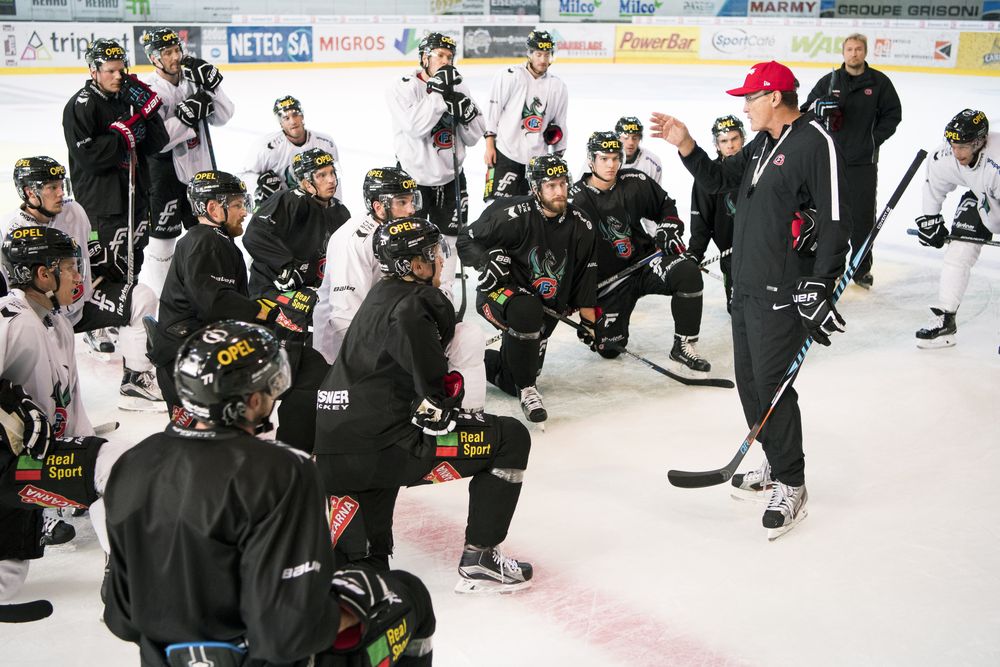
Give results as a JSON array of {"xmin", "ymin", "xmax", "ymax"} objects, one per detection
[{"xmin": 747, "ymin": 125, "xmax": 791, "ymax": 198}]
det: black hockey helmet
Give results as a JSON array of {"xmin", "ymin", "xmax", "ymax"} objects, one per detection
[
  {"xmin": 292, "ymin": 148, "xmax": 336, "ymax": 184},
  {"xmin": 373, "ymin": 217, "xmax": 445, "ymax": 280},
  {"xmin": 712, "ymin": 114, "xmax": 745, "ymax": 139},
  {"xmin": 586, "ymin": 131, "xmax": 624, "ymax": 162},
  {"xmin": 2, "ymin": 226, "xmax": 81, "ymax": 289},
  {"xmin": 944, "ymin": 109, "xmax": 988, "ymax": 145},
  {"xmin": 418, "ymin": 32, "xmax": 457, "ymax": 65},
  {"xmin": 362, "ymin": 167, "xmax": 422, "ymax": 220},
  {"xmin": 187, "ymin": 171, "xmax": 249, "ymax": 218},
  {"xmin": 273, "ymin": 94, "xmax": 303, "ymax": 118},
  {"xmin": 615, "ymin": 116, "xmax": 643, "ymax": 136},
  {"xmin": 527, "ymin": 30, "xmax": 555, "ymax": 53},
  {"xmin": 526, "ymin": 154, "xmax": 571, "ymax": 193},
  {"xmin": 140, "ymin": 28, "xmax": 183, "ymax": 61},
  {"xmin": 174, "ymin": 320, "xmax": 291, "ymax": 429},
  {"xmin": 85, "ymin": 38, "xmax": 129, "ymax": 70},
  {"xmin": 13, "ymin": 156, "xmax": 66, "ymax": 203}
]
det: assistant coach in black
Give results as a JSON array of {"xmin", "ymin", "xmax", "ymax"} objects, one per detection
[
  {"xmin": 801, "ymin": 33, "xmax": 901, "ymax": 289},
  {"xmin": 651, "ymin": 61, "xmax": 850, "ymax": 540}
]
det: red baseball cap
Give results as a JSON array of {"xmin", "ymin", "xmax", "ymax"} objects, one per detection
[{"xmin": 726, "ymin": 61, "xmax": 797, "ymax": 96}]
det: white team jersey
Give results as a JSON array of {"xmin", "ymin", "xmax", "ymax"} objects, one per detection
[
  {"xmin": 1, "ymin": 202, "xmax": 93, "ymax": 327},
  {"xmin": 485, "ymin": 64, "xmax": 569, "ymax": 165},
  {"xmin": 624, "ymin": 147, "xmax": 664, "ymax": 184},
  {"xmin": 923, "ymin": 133, "xmax": 1000, "ymax": 234},
  {"xmin": 387, "ymin": 70, "xmax": 485, "ymax": 187},
  {"xmin": 0, "ymin": 290, "xmax": 93, "ymax": 438},
  {"xmin": 312, "ymin": 214, "xmax": 383, "ymax": 363},
  {"xmin": 141, "ymin": 72, "xmax": 235, "ymax": 183},
  {"xmin": 244, "ymin": 129, "xmax": 342, "ymax": 196}
]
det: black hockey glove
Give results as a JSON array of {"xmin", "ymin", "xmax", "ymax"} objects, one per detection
[
  {"xmin": 181, "ymin": 56, "xmax": 223, "ymax": 91},
  {"xmin": 477, "ymin": 249, "xmax": 511, "ymax": 293},
  {"xmin": 176, "ymin": 90, "xmax": 214, "ymax": 128},
  {"xmin": 121, "ymin": 74, "xmax": 162, "ymax": 119},
  {"xmin": 813, "ymin": 95, "xmax": 840, "ymax": 119},
  {"xmin": 411, "ymin": 371, "xmax": 464, "ymax": 436},
  {"xmin": 578, "ymin": 311, "xmax": 609, "ymax": 354},
  {"xmin": 543, "ymin": 123, "xmax": 563, "ymax": 147},
  {"xmin": 791, "ymin": 209, "xmax": 818, "ymax": 256},
  {"xmin": 254, "ymin": 170, "xmax": 282, "ymax": 207},
  {"xmin": 331, "ymin": 565, "xmax": 403, "ymax": 651},
  {"xmin": 0, "ymin": 379, "xmax": 52, "ymax": 460},
  {"xmin": 109, "ymin": 113, "xmax": 146, "ymax": 150},
  {"xmin": 274, "ymin": 260, "xmax": 310, "ymax": 291},
  {"xmin": 447, "ymin": 93, "xmax": 479, "ymax": 126},
  {"xmin": 426, "ymin": 64, "xmax": 461, "ymax": 96},
  {"xmin": 792, "ymin": 278, "xmax": 846, "ymax": 346},
  {"xmin": 916, "ymin": 214, "xmax": 947, "ymax": 248},
  {"xmin": 654, "ymin": 217, "xmax": 687, "ymax": 255}
]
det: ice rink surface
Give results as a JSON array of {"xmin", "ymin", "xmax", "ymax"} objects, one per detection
[{"xmin": 0, "ymin": 61, "xmax": 998, "ymax": 666}]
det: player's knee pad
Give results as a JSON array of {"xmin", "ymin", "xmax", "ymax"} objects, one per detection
[
  {"xmin": 942, "ymin": 238, "xmax": 983, "ymax": 271},
  {"xmin": 493, "ymin": 415, "xmax": 531, "ymax": 471},
  {"xmin": 129, "ymin": 283, "xmax": 158, "ymax": 321},
  {"xmin": 504, "ymin": 295, "xmax": 543, "ymax": 338},
  {"xmin": 667, "ymin": 258, "xmax": 704, "ymax": 296}
]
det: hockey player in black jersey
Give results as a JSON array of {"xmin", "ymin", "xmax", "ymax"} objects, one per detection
[
  {"xmin": 244, "ymin": 147, "xmax": 351, "ymax": 297},
  {"xmin": 458, "ymin": 154, "xmax": 598, "ymax": 424},
  {"xmin": 315, "ymin": 218, "xmax": 534, "ymax": 593},
  {"xmin": 570, "ymin": 131, "xmax": 712, "ymax": 375},
  {"xmin": 688, "ymin": 115, "xmax": 745, "ymax": 313},
  {"xmin": 104, "ymin": 320, "xmax": 435, "ymax": 666}
]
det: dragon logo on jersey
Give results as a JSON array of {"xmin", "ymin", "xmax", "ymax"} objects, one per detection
[
  {"xmin": 724, "ymin": 192, "xmax": 736, "ymax": 217},
  {"xmin": 528, "ymin": 247, "xmax": 566, "ymax": 299},
  {"xmin": 521, "ymin": 96, "xmax": 544, "ymax": 133},
  {"xmin": 599, "ymin": 215, "xmax": 633, "ymax": 259},
  {"xmin": 431, "ymin": 115, "xmax": 455, "ymax": 151},
  {"xmin": 50, "ymin": 381, "xmax": 70, "ymax": 438}
]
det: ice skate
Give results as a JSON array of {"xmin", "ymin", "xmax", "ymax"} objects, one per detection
[
  {"xmin": 853, "ymin": 272, "xmax": 873, "ymax": 290},
  {"xmin": 119, "ymin": 368, "xmax": 166, "ymax": 412},
  {"xmin": 730, "ymin": 457, "xmax": 774, "ymax": 503},
  {"xmin": 84, "ymin": 328, "xmax": 115, "ymax": 361},
  {"xmin": 915, "ymin": 308, "xmax": 956, "ymax": 349},
  {"xmin": 763, "ymin": 481, "xmax": 808, "ymax": 541},
  {"xmin": 455, "ymin": 545, "xmax": 533, "ymax": 594},
  {"xmin": 519, "ymin": 385, "xmax": 547, "ymax": 428},
  {"xmin": 670, "ymin": 334, "xmax": 711, "ymax": 377},
  {"xmin": 41, "ymin": 512, "xmax": 76, "ymax": 547}
]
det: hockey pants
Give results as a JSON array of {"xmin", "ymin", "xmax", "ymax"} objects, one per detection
[{"xmin": 936, "ymin": 191, "xmax": 995, "ymax": 313}]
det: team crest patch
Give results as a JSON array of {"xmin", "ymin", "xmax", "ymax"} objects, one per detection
[
  {"xmin": 433, "ymin": 127, "xmax": 453, "ymax": 150},
  {"xmin": 773, "ymin": 154, "xmax": 785, "ymax": 166}
]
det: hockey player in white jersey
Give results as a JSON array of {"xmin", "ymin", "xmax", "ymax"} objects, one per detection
[
  {"xmin": 139, "ymin": 28, "xmax": 235, "ymax": 296},
  {"xmin": 616, "ymin": 116, "xmax": 663, "ymax": 183},
  {"xmin": 483, "ymin": 29, "xmax": 569, "ymax": 201},
  {"xmin": 914, "ymin": 109, "xmax": 999, "ymax": 348},
  {"xmin": 387, "ymin": 31, "xmax": 484, "ymax": 305},
  {"xmin": 245, "ymin": 95, "xmax": 342, "ymax": 207},
  {"xmin": 313, "ymin": 167, "xmax": 486, "ymax": 409},
  {"xmin": 4, "ymin": 157, "xmax": 162, "ymax": 412}
]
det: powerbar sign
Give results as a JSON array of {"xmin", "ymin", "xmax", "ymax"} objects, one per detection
[
  {"xmin": 830, "ymin": 0, "xmax": 980, "ymax": 18},
  {"xmin": 227, "ymin": 26, "xmax": 312, "ymax": 63}
]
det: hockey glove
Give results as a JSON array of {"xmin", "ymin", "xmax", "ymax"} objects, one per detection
[
  {"xmin": 447, "ymin": 93, "xmax": 480, "ymax": 126},
  {"xmin": 791, "ymin": 209, "xmax": 818, "ymax": 256},
  {"xmin": 410, "ymin": 371, "xmax": 464, "ymax": 436},
  {"xmin": 181, "ymin": 56, "xmax": 223, "ymax": 91},
  {"xmin": 254, "ymin": 170, "xmax": 282, "ymax": 207},
  {"xmin": 0, "ymin": 379, "xmax": 52, "ymax": 460},
  {"xmin": 654, "ymin": 217, "xmax": 687, "ymax": 255},
  {"xmin": 109, "ymin": 114, "xmax": 146, "ymax": 150},
  {"xmin": 275, "ymin": 288, "xmax": 317, "ymax": 326},
  {"xmin": 426, "ymin": 64, "xmax": 461, "ymax": 96},
  {"xmin": 121, "ymin": 74, "xmax": 162, "ymax": 119},
  {"xmin": 331, "ymin": 565, "xmax": 397, "ymax": 651},
  {"xmin": 176, "ymin": 90, "xmax": 214, "ymax": 128},
  {"xmin": 274, "ymin": 260, "xmax": 310, "ymax": 292},
  {"xmin": 543, "ymin": 123, "xmax": 563, "ymax": 147},
  {"xmin": 915, "ymin": 214, "xmax": 947, "ymax": 248},
  {"xmin": 792, "ymin": 278, "xmax": 846, "ymax": 346},
  {"xmin": 257, "ymin": 297, "xmax": 304, "ymax": 334},
  {"xmin": 477, "ymin": 249, "xmax": 511, "ymax": 293},
  {"xmin": 813, "ymin": 95, "xmax": 840, "ymax": 119},
  {"xmin": 578, "ymin": 310, "xmax": 610, "ymax": 354}
]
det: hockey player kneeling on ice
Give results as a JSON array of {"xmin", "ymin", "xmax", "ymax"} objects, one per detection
[
  {"xmin": 914, "ymin": 109, "xmax": 999, "ymax": 349},
  {"xmin": 4, "ymin": 156, "xmax": 164, "ymax": 412},
  {"xmin": 458, "ymin": 154, "xmax": 599, "ymax": 424},
  {"xmin": 104, "ymin": 321, "xmax": 435, "ymax": 666},
  {"xmin": 315, "ymin": 218, "xmax": 533, "ymax": 593},
  {"xmin": 569, "ymin": 131, "xmax": 712, "ymax": 376},
  {"xmin": 0, "ymin": 226, "xmax": 132, "ymax": 600}
]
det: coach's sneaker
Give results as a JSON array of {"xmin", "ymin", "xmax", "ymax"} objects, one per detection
[
  {"xmin": 40, "ymin": 513, "xmax": 76, "ymax": 547},
  {"xmin": 456, "ymin": 545, "xmax": 533, "ymax": 594},
  {"xmin": 119, "ymin": 368, "xmax": 166, "ymax": 412},
  {"xmin": 763, "ymin": 481, "xmax": 808, "ymax": 541},
  {"xmin": 730, "ymin": 457, "xmax": 774, "ymax": 503},
  {"xmin": 519, "ymin": 386, "xmax": 547, "ymax": 424},
  {"xmin": 670, "ymin": 334, "xmax": 711, "ymax": 375},
  {"xmin": 84, "ymin": 328, "xmax": 115, "ymax": 360},
  {"xmin": 916, "ymin": 308, "xmax": 956, "ymax": 349}
]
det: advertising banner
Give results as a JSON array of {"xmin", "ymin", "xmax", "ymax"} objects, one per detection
[
  {"xmin": 463, "ymin": 24, "xmax": 533, "ymax": 58},
  {"xmin": 540, "ymin": 22, "xmax": 616, "ymax": 60},
  {"xmin": 956, "ymin": 31, "xmax": 1000, "ymax": 70},
  {"xmin": 827, "ymin": 0, "xmax": 981, "ymax": 19},
  {"xmin": 71, "ymin": 0, "xmax": 124, "ymax": 21},
  {"xmin": 131, "ymin": 26, "xmax": 203, "ymax": 66},
  {"xmin": 20, "ymin": 0, "xmax": 72, "ymax": 20},
  {"xmin": 703, "ymin": 25, "xmax": 779, "ymax": 60},
  {"xmin": 614, "ymin": 25, "xmax": 699, "ymax": 61},
  {"xmin": 430, "ymin": 0, "xmax": 487, "ymax": 14},
  {"xmin": 4, "ymin": 22, "xmax": 133, "ymax": 68},
  {"xmin": 0, "ymin": 0, "xmax": 15, "ymax": 16},
  {"xmin": 227, "ymin": 26, "xmax": 313, "ymax": 63},
  {"xmin": 490, "ymin": 0, "xmax": 541, "ymax": 14},
  {"xmin": 747, "ymin": 0, "xmax": 820, "ymax": 16}
]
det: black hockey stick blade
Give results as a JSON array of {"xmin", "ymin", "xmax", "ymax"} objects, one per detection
[
  {"xmin": 905, "ymin": 228, "xmax": 1000, "ymax": 247},
  {"xmin": 0, "ymin": 600, "xmax": 53, "ymax": 623}
]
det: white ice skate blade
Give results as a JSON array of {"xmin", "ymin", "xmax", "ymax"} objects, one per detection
[
  {"xmin": 85, "ymin": 348, "xmax": 115, "ymax": 362},
  {"xmin": 766, "ymin": 508, "xmax": 808, "ymax": 541},
  {"xmin": 117, "ymin": 395, "xmax": 167, "ymax": 413},
  {"xmin": 916, "ymin": 336, "xmax": 955, "ymax": 349},
  {"xmin": 454, "ymin": 577, "xmax": 532, "ymax": 595},
  {"xmin": 669, "ymin": 359, "xmax": 710, "ymax": 380},
  {"xmin": 730, "ymin": 486, "xmax": 772, "ymax": 504}
]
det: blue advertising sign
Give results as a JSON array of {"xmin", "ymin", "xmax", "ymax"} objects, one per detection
[{"xmin": 227, "ymin": 26, "xmax": 313, "ymax": 63}]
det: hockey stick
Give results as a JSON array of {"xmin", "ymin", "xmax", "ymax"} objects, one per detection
[
  {"xmin": 450, "ymin": 102, "xmax": 468, "ymax": 322},
  {"xmin": 94, "ymin": 421, "xmax": 120, "ymax": 436},
  {"xmin": 667, "ymin": 149, "xmax": 928, "ymax": 489},
  {"xmin": 127, "ymin": 147, "xmax": 136, "ymax": 286},
  {"xmin": 905, "ymin": 228, "xmax": 999, "ymax": 247},
  {"xmin": 541, "ymin": 305, "xmax": 734, "ymax": 388},
  {"xmin": 598, "ymin": 248, "xmax": 732, "ymax": 298},
  {"xmin": 0, "ymin": 600, "xmax": 53, "ymax": 623}
]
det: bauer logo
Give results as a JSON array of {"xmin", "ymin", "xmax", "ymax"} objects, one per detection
[{"xmin": 228, "ymin": 26, "xmax": 312, "ymax": 63}]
